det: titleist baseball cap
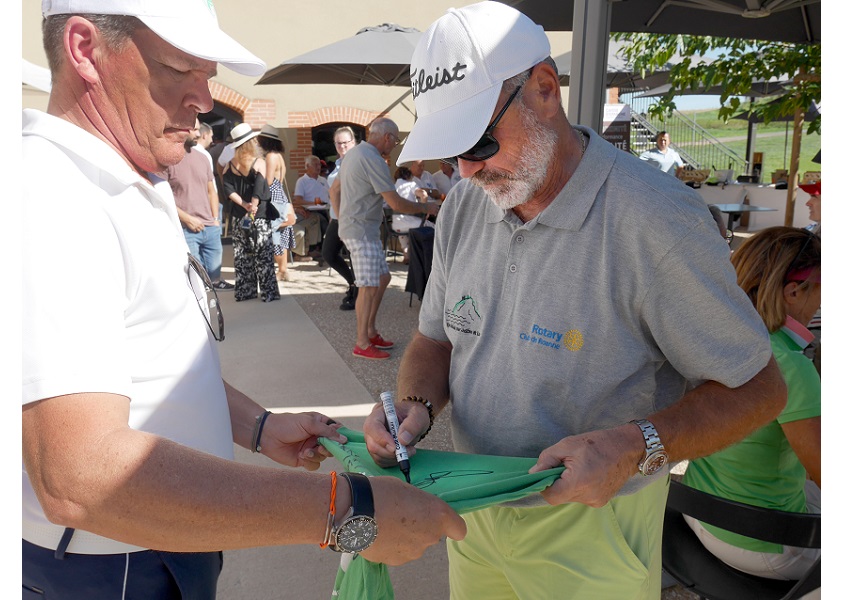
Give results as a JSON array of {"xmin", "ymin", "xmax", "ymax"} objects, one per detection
[
  {"xmin": 42, "ymin": 0, "xmax": 266, "ymax": 76},
  {"xmin": 397, "ymin": 1, "xmax": 550, "ymax": 164}
]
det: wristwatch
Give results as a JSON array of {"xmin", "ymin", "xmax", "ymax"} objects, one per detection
[
  {"xmin": 329, "ymin": 472, "xmax": 379, "ymax": 553},
  {"xmin": 630, "ymin": 419, "xmax": 669, "ymax": 476}
]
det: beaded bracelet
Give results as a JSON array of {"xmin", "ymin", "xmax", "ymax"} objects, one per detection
[
  {"xmin": 251, "ymin": 410, "xmax": 272, "ymax": 453},
  {"xmin": 319, "ymin": 471, "xmax": 337, "ymax": 548},
  {"xmin": 401, "ymin": 396, "xmax": 434, "ymax": 441}
]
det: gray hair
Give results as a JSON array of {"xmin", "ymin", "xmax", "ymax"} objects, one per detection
[
  {"xmin": 502, "ymin": 57, "xmax": 562, "ymax": 114},
  {"xmin": 368, "ymin": 118, "xmax": 398, "ymax": 139},
  {"xmin": 42, "ymin": 14, "xmax": 142, "ymax": 75},
  {"xmin": 305, "ymin": 155, "xmax": 320, "ymax": 168}
]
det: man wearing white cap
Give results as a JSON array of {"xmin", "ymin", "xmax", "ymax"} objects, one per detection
[
  {"xmin": 363, "ymin": 2, "xmax": 785, "ymax": 598},
  {"xmin": 22, "ymin": 2, "xmax": 466, "ymax": 597}
]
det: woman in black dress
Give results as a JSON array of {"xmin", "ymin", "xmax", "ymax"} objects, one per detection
[{"xmin": 221, "ymin": 123, "xmax": 280, "ymax": 302}]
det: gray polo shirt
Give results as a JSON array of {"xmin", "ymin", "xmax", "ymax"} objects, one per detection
[
  {"xmin": 420, "ymin": 126, "xmax": 771, "ymax": 498},
  {"xmin": 338, "ymin": 141, "xmax": 395, "ymax": 242}
]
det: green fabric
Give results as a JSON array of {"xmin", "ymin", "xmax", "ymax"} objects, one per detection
[
  {"xmin": 682, "ymin": 328, "xmax": 821, "ymax": 553},
  {"xmin": 331, "ymin": 554, "xmax": 393, "ymax": 600},
  {"xmin": 448, "ymin": 478, "xmax": 668, "ymax": 600},
  {"xmin": 320, "ymin": 427, "xmax": 564, "ymax": 599}
]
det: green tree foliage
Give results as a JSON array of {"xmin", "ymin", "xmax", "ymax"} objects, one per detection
[{"xmin": 612, "ymin": 34, "xmax": 820, "ymax": 135}]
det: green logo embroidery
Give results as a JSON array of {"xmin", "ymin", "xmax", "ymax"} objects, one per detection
[{"xmin": 445, "ymin": 295, "xmax": 481, "ymax": 336}]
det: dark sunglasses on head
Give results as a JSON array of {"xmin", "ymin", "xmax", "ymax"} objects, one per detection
[
  {"xmin": 784, "ymin": 229, "xmax": 818, "ymax": 284},
  {"xmin": 441, "ymin": 75, "xmax": 528, "ymax": 169}
]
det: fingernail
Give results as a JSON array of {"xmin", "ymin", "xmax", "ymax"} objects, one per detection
[{"xmin": 399, "ymin": 431, "xmax": 413, "ymax": 445}]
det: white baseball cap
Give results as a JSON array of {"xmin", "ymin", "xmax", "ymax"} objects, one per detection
[
  {"xmin": 397, "ymin": 1, "xmax": 550, "ymax": 164},
  {"xmin": 42, "ymin": 0, "xmax": 266, "ymax": 76}
]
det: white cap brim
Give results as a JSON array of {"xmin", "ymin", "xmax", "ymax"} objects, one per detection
[
  {"xmin": 398, "ymin": 84, "xmax": 501, "ymax": 164},
  {"xmin": 41, "ymin": 0, "xmax": 265, "ymax": 77},
  {"xmin": 139, "ymin": 15, "xmax": 265, "ymax": 77}
]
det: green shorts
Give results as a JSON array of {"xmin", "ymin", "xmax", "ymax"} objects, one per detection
[{"xmin": 447, "ymin": 476, "xmax": 669, "ymax": 600}]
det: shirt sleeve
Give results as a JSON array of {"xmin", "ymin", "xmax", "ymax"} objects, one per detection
[
  {"xmin": 365, "ymin": 155, "xmax": 396, "ymax": 194},
  {"xmin": 395, "ymin": 179, "xmax": 418, "ymax": 202},
  {"xmin": 775, "ymin": 350, "xmax": 821, "ymax": 424},
  {"xmin": 639, "ymin": 223, "xmax": 772, "ymax": 388}
]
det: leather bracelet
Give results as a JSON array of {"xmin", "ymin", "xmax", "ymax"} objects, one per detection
[
  {"xmin": 251, "ymin": 410, "xmax": 272, "ymax": 453},
  {"xmin": 400, "ymin": 396, "xmax": 434, "ymax": 441}
]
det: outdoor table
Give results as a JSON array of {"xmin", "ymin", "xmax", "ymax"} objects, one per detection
[
  {"xmin": 710, "ymin": 203, "xmax": 777, "ymax": 232},
  {"xmin": 305, "ymin": 203, "xmax": 329, "ymax": 212}
]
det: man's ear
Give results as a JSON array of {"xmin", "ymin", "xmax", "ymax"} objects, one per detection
[
  {"xmin": 64, "ymin": 16, "xmax": 103, "ymax": 84},
  {"xmin": 527, "ymin": 61, "xmax": 562, "ymax": 120}
]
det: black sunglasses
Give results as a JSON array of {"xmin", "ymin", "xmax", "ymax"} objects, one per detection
[
  {"xmin": 784, "ymin": 229, "xmax": 818, "ymax": 284},
  {"xmin": 186, "ymin": 253, "xmax": 225, "ymax": 342},
  {"xmin": 442, "ymin": 76, "xmax": 528, "ymax": 168}
]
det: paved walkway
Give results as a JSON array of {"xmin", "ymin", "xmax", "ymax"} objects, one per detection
[{"xmin": 212, "ymin": 243, "xmax": 696, "ymax": 599}]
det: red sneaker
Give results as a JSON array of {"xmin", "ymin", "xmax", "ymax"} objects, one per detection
[
  {"xmin": 352, "ymin": 344, "xmax": 390, "ymax": 360},
  {"xmin": 369, "ymin": 333, "xmax": 394, "ymax": 349}
]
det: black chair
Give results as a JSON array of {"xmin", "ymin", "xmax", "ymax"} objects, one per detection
[
  {"xmin": 663, "ymin": 479, "xmax": 820, "ymax": 600},
  {"xmin": 404, "ymin": 226, "xmax": 435, "ymax": 306},
  {"xmin": 381, "ymin": 208, "xmax": 405, "ymax": 262}
]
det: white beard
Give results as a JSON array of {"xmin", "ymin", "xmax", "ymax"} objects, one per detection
[{"xmin": 469, "ymin": 100, "xmax": 558, "ymax": 211}]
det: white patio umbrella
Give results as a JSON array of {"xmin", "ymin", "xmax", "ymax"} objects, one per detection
[{"xmin": 257, "ymin": 24, "xmax": 421, "ymax": 87}]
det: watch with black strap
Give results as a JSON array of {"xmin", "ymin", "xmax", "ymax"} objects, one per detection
[
  {"xmin": 328, "ymin": 472, "xmax": 379, "ymax": 553},
  {"xmin": 631, "ymin": 419, "xmax": 669, "ymax": 476}
]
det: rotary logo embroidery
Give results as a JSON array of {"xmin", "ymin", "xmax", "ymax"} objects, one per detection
[{"xmin": 520, "ymin": 324, "xmax": 584, "ymax": 352}]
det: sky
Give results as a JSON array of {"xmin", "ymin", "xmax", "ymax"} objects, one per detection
[{"xmin": 672, "ymin": 94, "xmax": 729, "ymax": 111}]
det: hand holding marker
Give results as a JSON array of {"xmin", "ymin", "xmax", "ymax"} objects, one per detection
[{"xmin": 380, "ymin": 391, "xmax": 411, "ymax": 483}]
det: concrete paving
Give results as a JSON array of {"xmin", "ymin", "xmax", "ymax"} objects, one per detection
[
  {"xmin": 212, "ymin": 242, "xmax": 697, "ymax": 599},
  {"xmin": 214, "ymin": 244, "xmax": 454, "ymax": 600}
]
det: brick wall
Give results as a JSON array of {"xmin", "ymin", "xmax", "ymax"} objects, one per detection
[
  {"xmin": 209, "ymin": 82, "xmax": 276, "ymax": 131},
  {"xmin": 287, "ymin": 106, "xmax": 382, "ymax": 175}
]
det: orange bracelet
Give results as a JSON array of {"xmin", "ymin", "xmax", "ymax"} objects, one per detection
[{"xmin": 319, "ymin": 471, "xmax": 338, "ymax": 548}]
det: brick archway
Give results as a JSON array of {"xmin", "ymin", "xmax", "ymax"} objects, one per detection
[
  {"xmin": 288, "ymin": 107, "xmax": 382, "ymax": 171},
  {"xmin": 208, "ymin": 82, "xmax": 275, "ymax": 128}
]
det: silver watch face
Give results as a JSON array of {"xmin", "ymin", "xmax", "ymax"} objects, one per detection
[
  {"xmin": 336, "ymin": 516, "xmax": 378, "ymax": 553},
  {"xmin": 641, "ymin": 450, "xmax": 669, "ymax": 476}
]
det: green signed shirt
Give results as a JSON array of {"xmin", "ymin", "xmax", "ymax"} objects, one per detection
[{"xmin": 319, "ymin": 428, "xmax": 564, "ymax": 599}]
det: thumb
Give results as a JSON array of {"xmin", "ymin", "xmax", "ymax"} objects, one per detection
[
  {"xmin": 443, "ymin": 506, "xmax": 468, "ymax": 541},
  {"xmin": 528, "ymin": 450, "xmax": 561, "ymax": 475},
  {"xmin": 307, "ymin": 415, "xmax": 347, "ymax": 444},
  {"xmin": 397, "ymin": 411, "xmax": 428, "ymax": 446}
]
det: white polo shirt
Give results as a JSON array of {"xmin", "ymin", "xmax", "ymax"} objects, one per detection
[
  {"xmin": 294, "ymin": 173, "xmax": 330, "ymax": 204},
  {"xmin": 22, "ymin": 109, "xmax": 233, "ymax": 554},
  {"xmin": 420, "ymin": 126, "xmax": 771, "ymax": 500}
]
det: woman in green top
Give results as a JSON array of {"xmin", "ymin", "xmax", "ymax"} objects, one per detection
[{"xmin": 683, "ymin": 226, "xmax": 821, "ymax": 580}]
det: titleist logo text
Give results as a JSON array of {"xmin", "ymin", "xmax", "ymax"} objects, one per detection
[{"xmin": 411, "ymin": 63, "xmax": 468, "ymax": 98}]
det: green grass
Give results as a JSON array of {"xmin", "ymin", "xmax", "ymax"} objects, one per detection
[{"xmin": 678, "ymin": 108, "xmax": 821, "ymax": 179}]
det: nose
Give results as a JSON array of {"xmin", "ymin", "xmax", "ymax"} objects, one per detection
[
  {"xmin": 189, "ymin": 81, "xmax": 214, "ymax": 114},
  {"xmin": 457, "ymin": 158, "xmax": 486, "ymax": 179},
  {"xmin": 185, "ymin": 65, "xmax": 216, "ymax": 114}
]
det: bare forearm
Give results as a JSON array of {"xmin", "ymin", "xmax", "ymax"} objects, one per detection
[
  {"xmin": 70, "ymin": 434, "xmax": 330, "ymax": 552},
  {"xmin": 397, "ymin": 332, "xmax": 452, "ymax": 414},
  {"xmin": 649, "ymin": 357, "xmax": 786, "ymax": 462},
  {"xmin": 226, "ymin": 379, "xmax": 267, "ymax": 449},
  {"xmin": 22, "ymin": 402, "xmax": 331, "ymax": 552},
  {"xmin": 384, "ymin": 191, "xmax": 430, "ymax": 216}
]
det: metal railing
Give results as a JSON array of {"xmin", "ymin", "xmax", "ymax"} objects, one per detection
[{"xmin": 622, "ymin": 92, "xmax": 748, "ymax": 176}]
